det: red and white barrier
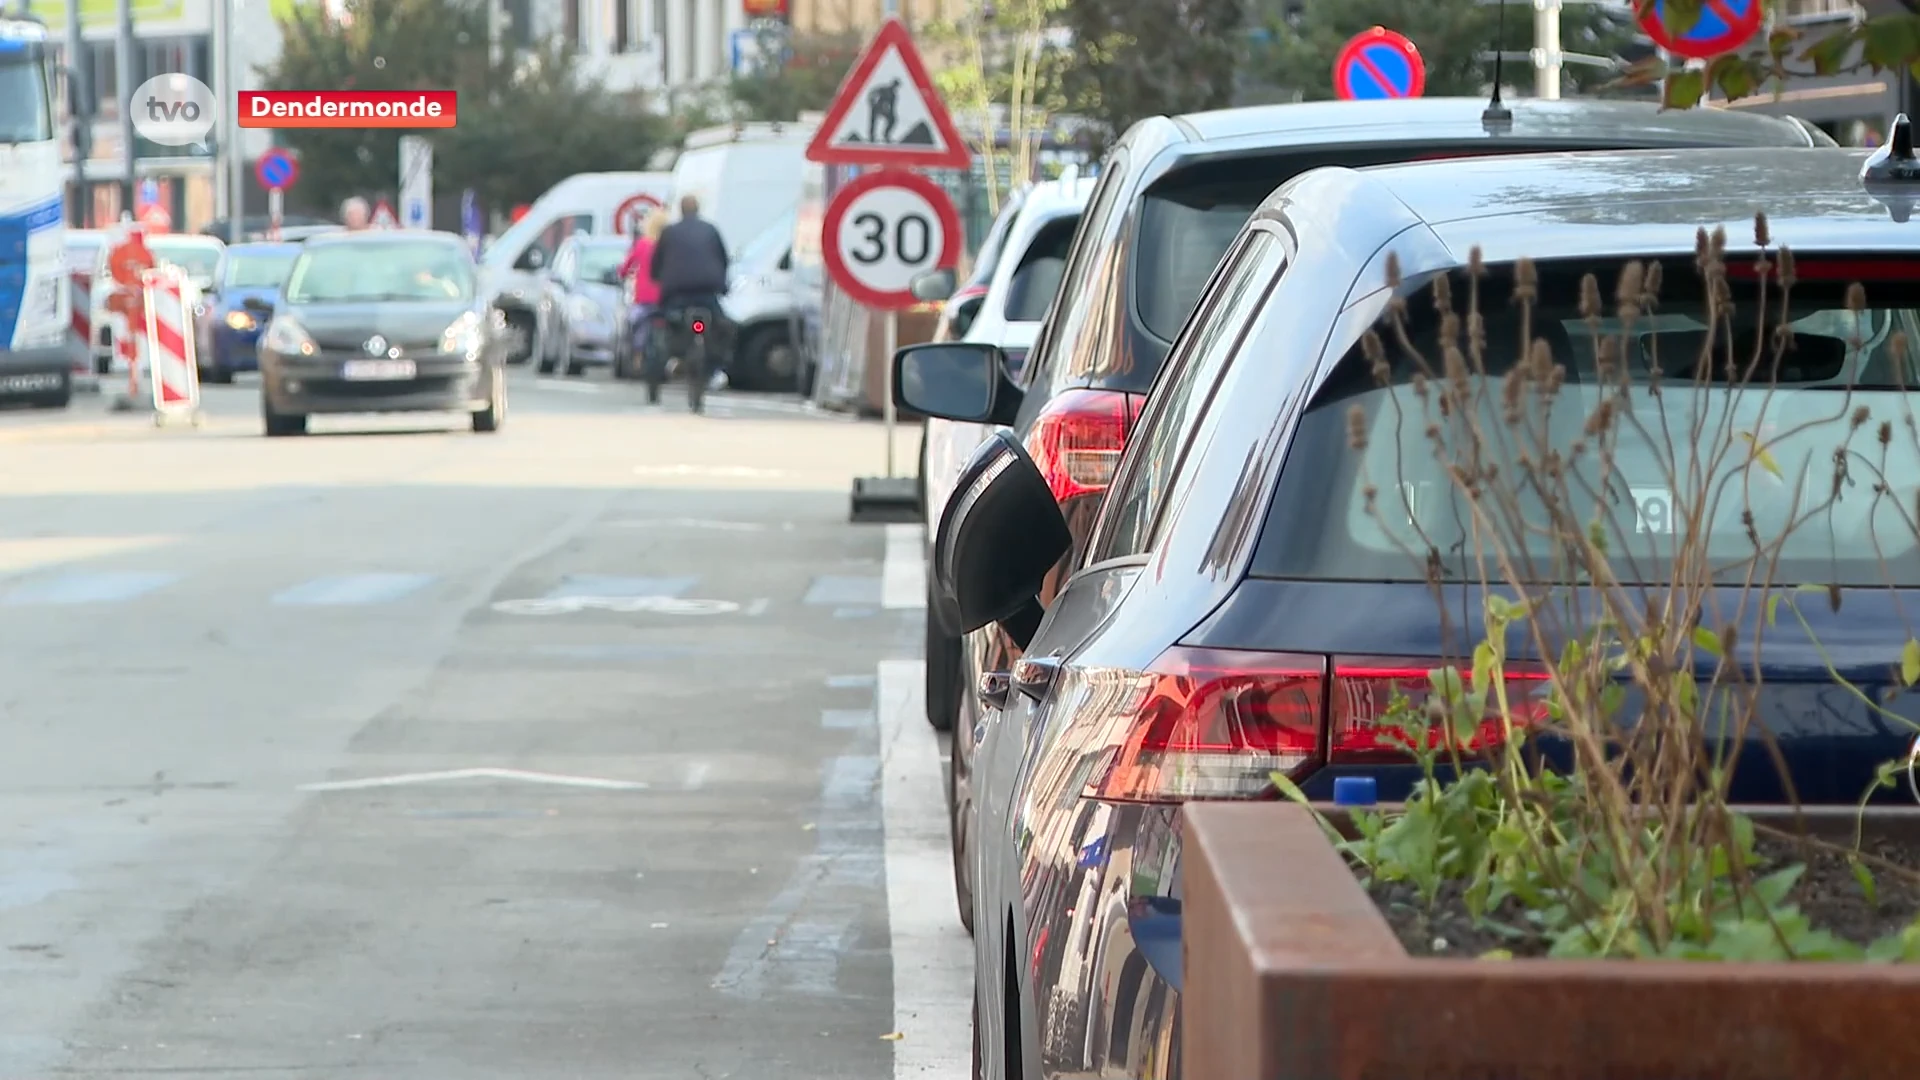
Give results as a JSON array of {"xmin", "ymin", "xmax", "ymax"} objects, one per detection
[
  {"xmin": 140, "ymin": 266, "xmax": 201, "ymax": 421},
  {"xmin": 68, "ymin": 270, "xmax": 99, "ymax": 389}
]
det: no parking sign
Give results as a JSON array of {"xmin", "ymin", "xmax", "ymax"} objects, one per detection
[
  {"xmin": 1636, "ymin": 0, "xmax": 1762, "ymax": 61},
  {"xmin": 1333, "ymin": 27, "xmax": 1425, "ymax": 101}
]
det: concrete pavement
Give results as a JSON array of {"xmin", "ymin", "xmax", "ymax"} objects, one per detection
[{"xmin": 0, "ymin": 371, "xmax": 968, "ymax": 1079}]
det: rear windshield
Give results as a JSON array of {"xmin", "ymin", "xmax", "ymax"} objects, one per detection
[
  {"xmin": 1252, "ymin": 258, "xmax": 1920, "ymax": 587},
  {"xmin": 1002, "ymin": 216, "xmax": 1078, "ymax": 324}
]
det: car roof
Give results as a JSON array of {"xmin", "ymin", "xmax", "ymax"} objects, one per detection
[
  {"xmin": 301, "ymin": 228, "xmax": 469, "ymax": 247},
  {"xmin": 1018, "ymin": 176, "xmax": 1098, "ymax": 217},
  {"xmin": 1169, "ymin": 96, "xmax": 1826, "ymax": 149},
  {"xmin": 226, "ymin": 242, "xmax": 303, "ymax": 256},
  {"xmin": 1315, "ymin": 147, "xmax": 1910, "ymax": 267}
]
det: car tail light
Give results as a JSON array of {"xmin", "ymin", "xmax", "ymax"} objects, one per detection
[
  {"xmin": 1326, "ymin": 661, "xmax": 1550, "ymax": 765},
  {"xmin": 1085, "ymin": 649, "xmax": 1549, "ymax": 804},
  {"xmin": 1024, "ymin": 388, "xmax": 1145, "ymax": 504},
  {"xmin": 691, "ymin": 319, "xmax": 705, "ymax": 334}
]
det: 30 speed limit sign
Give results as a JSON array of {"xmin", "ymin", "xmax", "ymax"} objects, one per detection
[{"xmin": 822, "ymin": 169, "xmax": 960, "ymax": 310}]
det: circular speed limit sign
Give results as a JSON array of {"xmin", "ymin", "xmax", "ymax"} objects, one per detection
[
  {"xmin": 822, "ymin": 169, "xmax": 960, "ymax": 310},
  {"xmin": 615, "ymin": 193, "xmax": 664, "ymax": 236}
]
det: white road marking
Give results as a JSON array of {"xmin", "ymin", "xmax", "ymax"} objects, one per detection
[
  {"xmin": 878, "ymin": 658, "xmax": 972, "ymax": 1078},
  {"xmin": 299, "ymin": 767, "xmax": 650, "ymax": 792},
  {"xmin": 744, "ymin": 598, "xmax": 771, "ymax": 617},
  {"xmin": 534, "ymin": 379, "xmax": 602, "ymax": 394},
  {"xmin": 0, "ymin": 571, "xmax": 180, "ymax": 605},
  {"xmin": 633, "ymin": 464, "xmax": 787, "ymax": 478},
  {"xmin": 490, "ymin": 595, "xmax": 741, "ymax": 616},
  {"xmin": 882, "ymin": 524, "xmax": 927, "ymax": 610},
  {"xmin": 680, "ymin": 761, "xmax": 712, "ymax": 790},
  {"xmin": 609, "ymin": 518, "xmax": 770, "ymax": 532}
]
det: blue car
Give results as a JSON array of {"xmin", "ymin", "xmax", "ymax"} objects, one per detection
[{"xmin": 196, "ymin": 242, "xmax": 300, "ymax": 383}]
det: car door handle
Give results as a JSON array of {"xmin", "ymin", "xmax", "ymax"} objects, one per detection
[
  {"xmin": 978, "ymin": 671, "xmax": 1011, "ymax": 711},
  {"xmin": 1012, "ymin": 656, "xmax": 1060, "ymax": 702}
]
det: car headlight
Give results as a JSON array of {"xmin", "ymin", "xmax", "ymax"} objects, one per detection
[
  {"xmin": 225, "ymin": 310, "xmax": 256, "ymax": 331},
  {"xmin": 568, "ymin": 295, "xmax": 602, "ymax": 323},
  {"xmin": 439, "ymin": 311, "xmax": 483, "ymax": 356},
  {"xmin": 262, "ymin": 317, "xmax": 317, "ymax": 356}
]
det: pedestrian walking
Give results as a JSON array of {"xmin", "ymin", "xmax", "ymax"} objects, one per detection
[
  {"xmin": 619, "ymin": 208, "xmax": 668, "ymax": 381},
  {"xmin": 341, "ymin": 197, "xmax": 371, "ymax": 231}
]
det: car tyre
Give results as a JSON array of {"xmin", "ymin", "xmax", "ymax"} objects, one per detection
[
  {"xmin": 473, "ymin": 370, "xmax": 506, "ymax": 432},
  {"xmin": 951, "ymin": 730, "xmax": 976, "ymax": 936},
  {"xmin": 733, "ymin": 323, "xmax": 793, "ymax": 392},
  {"xmin": 202, "ymin": 367, "xmax": 234, "ymax": 385},
  {"xmin": 262, "ymin": 398, "xmax": 307, "ymax": 437},
  {"xmin": 564, "ymin": 352, "xmax": 587, "ymax": 377}
]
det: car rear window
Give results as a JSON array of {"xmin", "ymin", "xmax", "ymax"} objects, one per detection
[
  {"xmin": 1129, "ymin": 141, "xmax": 1774, "ymax": 351},
  {"xmin": 1003, "ymin": 216, "xmax": 1078, "ymax": 324},
  {"xmin": 1252, "ymin": 257, "xmax": 1920, "ymax": 587}
]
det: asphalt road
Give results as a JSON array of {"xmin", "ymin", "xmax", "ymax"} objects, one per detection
[{"xmin": 0, "ymin": 370, "xmax": 968, "ymax": 1079}]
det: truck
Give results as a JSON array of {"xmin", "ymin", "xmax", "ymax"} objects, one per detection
[{"xmin": 0, "ymin": 14, "xmax": 74, "ymax": 408}]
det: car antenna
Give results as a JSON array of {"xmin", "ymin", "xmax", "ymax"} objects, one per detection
[{"xmin": 1484, "ymin": 0, "xmax": 1514, "ymax": 130}]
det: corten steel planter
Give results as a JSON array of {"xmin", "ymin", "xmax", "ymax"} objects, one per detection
[{"xmin": 1181, "ymin": 801, "xmax": 1920, "ymax": 1080}]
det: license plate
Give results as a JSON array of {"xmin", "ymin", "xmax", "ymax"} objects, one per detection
[
  {"xmin": 0, "ymin": 373, "xmax": 62, "ymax": 393},
  {"xmin": 341, "ymin": 360, "xmax": 416, "ymax": 380}
]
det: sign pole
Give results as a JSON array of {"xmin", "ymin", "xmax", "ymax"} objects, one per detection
[
  {"xmin": 882, "ymin": 310, "xmax": 897, "ymax": 479},
  {"xmin": 267, "ymin": 188, "xmax": 283, "ymax": 240}
]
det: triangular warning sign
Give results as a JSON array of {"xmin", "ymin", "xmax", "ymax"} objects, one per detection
[
  {"xmin": 372, "ymin": 200, "xmax": 397, "ymax": 228},
  {"xmin": 806, "ymin": 17, "xmax": 970, "ymax": 170}
]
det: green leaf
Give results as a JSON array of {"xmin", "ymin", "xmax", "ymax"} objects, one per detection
[
  {"xmin": 1480, "ymin": 948, "xmax": 1514, "ymax": 960},
  {"xmin": 1861, "ymin": 16, "xmax": 1920, "ymax": 74},
  {"xmin": 1660, "ymin": 0, "xmax": 1704, "ymax": 37},
  {"xmin": 1795, "ymin": 583, "xmax": 1828, "ymax": 595},
  {"xmin": 1429, "ymin": 665, "xmax": 1467, "ymax": 707},
  {"xmin": 1752, "ymin": 863, "xmax": 1805, "ymax": 909},
  {"xmin": 1692, "ymin": 626, "xmax": 1724, "ymax": 658},
  {"xmin": 1851, "ymin": 857, "xmax": 1879, "ymax": 907},
  {"xmin": 1472, "ymin": 641, "xmax": 1496, "ymax": 692},
  {"xmin": 1901, "ymin": 638, "xmax": 1920, "ymax": 687},
  {"xmin": 1708, "ymin": 56, "xmax": 1757, "ymax": 103},
  {"xmin": 1737, "ymin": 430, "xmax": 1783, "ymax": 479},
  {"xmin": 1799, "ymin": 27, "xmax": 1861, "ymax": 77},
  {"xmin": 1269, "ymin": 770, "xmax": 1312, "ymax": 807},
  {"xmin": 1766, "ymin": 593, "xmax": 1781, "ymax": 627}
]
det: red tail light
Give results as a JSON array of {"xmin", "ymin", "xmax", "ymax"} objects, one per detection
[
  {"xmin": 691, "ymin": 320, "xmax": 705, "ymax": 334},
  {"xmin": 1084, "ymin": 648, "xmax": 1549, "ymax": 803},
  {"xmin": 1024, "ymin": 388, "xmax": 1144, "ymax": 504}
]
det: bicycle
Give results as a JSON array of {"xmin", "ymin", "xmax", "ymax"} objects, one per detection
[{"xmin": 650, "ymin": 306, "xmax": 718, "ymax": 413}]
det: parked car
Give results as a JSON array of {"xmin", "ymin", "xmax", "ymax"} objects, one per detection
[
  {"xmin": 899, "ymin": 94, "xmax": 1841, "ymax": 947},
  {"xmin": 194, "ymin": 241, "xmax": 300, "ymax": 382},
  {"xmin": 918, "ymin": 175, "xmax": 1095, "ymax": 745},
  {"xmin": 543, "ymin": 234, "xmax": 633, "ymax": 377},
  {"xmin": 928, "ymin": 182, "xmax": 1033, "ymax": 348},
  {"xmin": 905, "ymin": 142, "xmax": 1913, "ymax": 1080}
]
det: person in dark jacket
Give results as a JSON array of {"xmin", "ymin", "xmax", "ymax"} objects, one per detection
[{"xmin": 650, "ymin": 195, "xmax": 733, "ymax": 387}]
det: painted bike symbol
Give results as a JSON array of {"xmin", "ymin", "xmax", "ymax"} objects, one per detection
[{"xmin": 491, "ymin": 595, "xmax": 742, "ymax": 616}]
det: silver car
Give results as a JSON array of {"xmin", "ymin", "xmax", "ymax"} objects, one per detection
[{"xmin": 545, "ymin": 235, "xmax": 633, "ymax": 378}]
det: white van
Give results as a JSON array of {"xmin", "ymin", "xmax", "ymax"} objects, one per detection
[
  {"xmin": 481, "ymin": 171, "xmax": 674, "ymax": 366},
  {"xmin": 669, "ymin": 123, "xmax": 815, "ymax": 254},
  {"xmin": 723, "ymin": 210, "xmax": 802, "ymax": 392}
]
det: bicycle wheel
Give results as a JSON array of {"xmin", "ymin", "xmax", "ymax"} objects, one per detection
[{"xmin": 687, "ymin": 334, "xmax": 706, "ymax": 413}]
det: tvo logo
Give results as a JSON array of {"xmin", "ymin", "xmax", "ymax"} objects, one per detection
[{"xmin": 130, "ymin": 74, "xmax": 216, "ymax": 147}]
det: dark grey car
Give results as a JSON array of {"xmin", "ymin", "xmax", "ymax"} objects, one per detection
[
  {"xmin": 256, "ymin": 230, "xmax": 509, "ymax": 437},
  {"xmin": 905, "ymin": 144, "xmax": 1919, "ymax": 1080}
]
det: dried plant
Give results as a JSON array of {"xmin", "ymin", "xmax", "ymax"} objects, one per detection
[{"xmin": 1279, "ymin": 216, "xmax": 1920, "ymax": 961}]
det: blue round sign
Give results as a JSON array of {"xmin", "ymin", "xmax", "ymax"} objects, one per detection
[
  {"xmin": 1333, "ymin": 27, "xmax": 1426, "ymax": 101},
  {"xmin": 255, "ymin": 149, "xmax": 298, "ymax": 191},
  {"xmin": 1637, "ymin": 0, "xmax": 1761, "ymax": 60}
]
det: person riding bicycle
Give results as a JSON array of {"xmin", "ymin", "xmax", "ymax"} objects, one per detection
[
  {"xmin": 650, "ymin": 195, "xmax": 731, "ymax": 387},
  {"xmin": 618, "ymin": 207, "xmax": 669, "ymax": 380}
]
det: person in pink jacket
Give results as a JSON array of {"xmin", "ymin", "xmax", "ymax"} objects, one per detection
[{"xmin": 619, "ymin": 209, "xmax": 667, "ymax": 377}]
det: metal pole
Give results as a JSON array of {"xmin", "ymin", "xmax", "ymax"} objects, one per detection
[
  {"xmin": 1534, "ymin": 0, "xmax": 1562, "ymax": 100},
  {"xmin": 882, "ymin": 309, "xmax": 897, "ymax": 478},
  {"xmin": 115, "ymin": 0, "xmax": 134, "ymax": 217},
  {"xmin": 65, "ymin": 0, "xmax": 86, "ymax": 227},
  {"xmin": 218, "ymin": 0, "xmax": 242, "ymax": 242}
]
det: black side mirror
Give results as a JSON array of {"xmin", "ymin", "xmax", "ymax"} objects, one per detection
[
  {"xmin": 911, "ymin": 268, "xmax": 956, "ymax": 302},
  {"xmin": 241, "ymin": 296, "xmax": 274, "ymax": 316},
  {"xmin": 932, "ymin": 429, "xmax": 1070, "ymax": 649},
  {"xmin": 894, "ymin": 341, "xmax": 1022, "ymax": 424}
]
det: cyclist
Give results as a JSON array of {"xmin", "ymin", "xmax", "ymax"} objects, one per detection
[
  {"xmin": 650, "ymin": 195, "xmax": 731, "ymax": 391},
  {"xmin": 618, "ymin": 207, "xmax": 668, "ymax": 385}
]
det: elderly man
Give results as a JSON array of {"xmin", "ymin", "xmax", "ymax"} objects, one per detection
[{"xmin": 341, "ymin": 197, "xmax": 371, "ymax": 230}]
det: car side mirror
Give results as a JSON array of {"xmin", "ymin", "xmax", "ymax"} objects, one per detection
[
  {"xmin": 910, "ymin": 268, "xmax": 956, "ymax": 302},
  {"xmin": 517, "ymin": 247, "xmax": 547, "ymax": 272},
  {"xmin": 932, "ymin": 429, "xmax": 1070, "ymax": 650},
  {"xmin": 241, "ymin": 296, "xmax": 274, "ymax": 316},
  {"xmin": 894, "ymin": 342, "xmax": 1022, "ymax": 425}
]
